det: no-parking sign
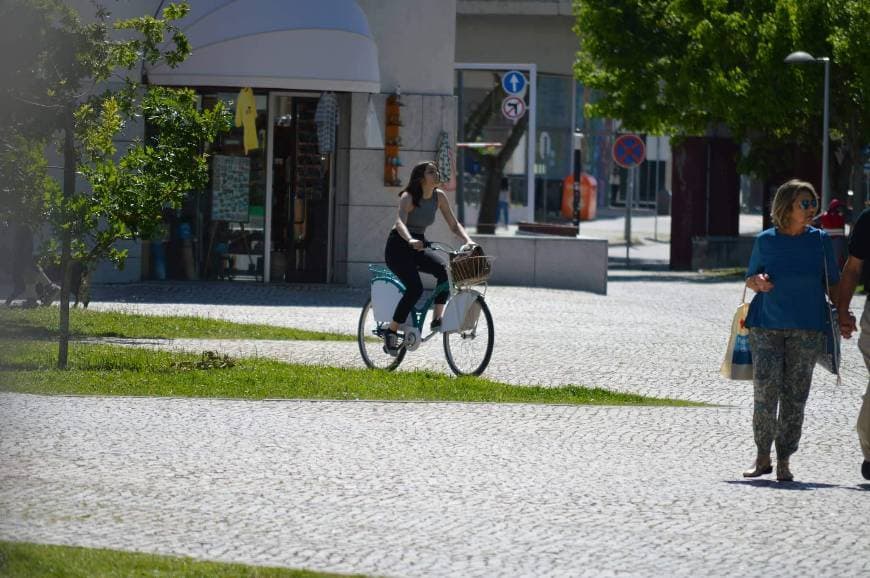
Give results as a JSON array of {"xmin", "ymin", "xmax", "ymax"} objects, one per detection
[{"xmin": 612, "ymin": 134, "xmax": 646, "ymax": 168}]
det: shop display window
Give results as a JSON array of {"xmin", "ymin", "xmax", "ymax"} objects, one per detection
[{"xmin": 147, "ymin": 90, "xmax": 268, "ymax": 282}]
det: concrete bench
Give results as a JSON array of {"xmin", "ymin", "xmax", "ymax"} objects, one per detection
[{"xmin": 475, "ymin": 234, "xmax": 607, "ymax": 295}]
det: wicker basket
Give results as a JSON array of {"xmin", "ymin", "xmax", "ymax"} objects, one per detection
[{"xmin": 449, "ymin": 253, "xmax": 493, "ymax": 287}]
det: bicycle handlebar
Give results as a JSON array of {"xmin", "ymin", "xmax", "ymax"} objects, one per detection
[{"xmin": 423, "ymin": 241, "xmax": 454, "ymax": 252}]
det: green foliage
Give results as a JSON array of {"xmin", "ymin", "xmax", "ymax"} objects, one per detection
[
  {"xmin": 573, "ymin": 0, "xmax": 870, "ymax": 180},
  {"xmin": 0, "ymin": 0, "xmax": 231, "ymax": 268}
]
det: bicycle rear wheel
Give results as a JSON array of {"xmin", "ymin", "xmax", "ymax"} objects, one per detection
[
  {"xmin": 358, "ymin": 298, "xmax": 405, "ymax": 371},
  {"xmin": 443, "ymin": 296, "xmax": 494, "ymax": 376}
]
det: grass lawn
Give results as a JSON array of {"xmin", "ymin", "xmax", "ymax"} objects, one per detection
[
  {"xmin": 0, "ymin": 306, "xmax": 355, "ymax": 341},
  {"xmin": 0, "ymin": 540, "xmax": 360, "ymax": 578},
  {"xmin": 0, "ymin": 339, "xmax": 699, "ymax": 406}
]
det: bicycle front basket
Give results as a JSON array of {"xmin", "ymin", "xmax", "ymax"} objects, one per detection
[{"xmin": 449, "ymin": 253, "xmax": 493, "ymax": 287}]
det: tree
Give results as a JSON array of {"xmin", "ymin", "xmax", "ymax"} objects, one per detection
[
  {"xmin": 462, "ymin": 76, "xmax": 529, "ymax": 234},
  {"xmin": 573, "ymin": 0, "xmax": 870, "ymax": 202},
  {"xmin": 0, "ymin": 1, "xmax": 230, "ymax": 367}
]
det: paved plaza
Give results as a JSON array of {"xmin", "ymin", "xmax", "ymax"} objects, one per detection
[{"xmin": 2, "ymin": 272, "xmax": 869, "ymax": 576}]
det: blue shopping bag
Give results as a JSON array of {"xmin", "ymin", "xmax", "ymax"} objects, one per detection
[{"xmin": 721, "ymin": 302, "xmax": 753, "ymax": 380}]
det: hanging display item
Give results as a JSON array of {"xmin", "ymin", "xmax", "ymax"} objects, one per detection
[
  {"xmin": 314, "ymin": 91, "xmax": 338, "ymax": 154},
  {"xmin": 211, "ymin": 155, "xmax": 251, "ymax": 222},
  {"xmin": 436, "ymin": 131, "xmax": 452, "ymax": 182},
  {"xmin": 384, "ymin": 88, "xmax": 404, "ymax": 186},
  {"xmin": 235, "ymin": 87, "xmax": 259, "ymax": 154}
]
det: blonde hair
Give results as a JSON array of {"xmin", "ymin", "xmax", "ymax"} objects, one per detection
[{"xmin": 770, "ymin": 179, "xmax": 818, "ymax": 229}]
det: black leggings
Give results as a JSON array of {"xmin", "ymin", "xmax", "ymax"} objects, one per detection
[{"xmin": 384, "ymin": 230, "xmax": 448, "ymax": 324}]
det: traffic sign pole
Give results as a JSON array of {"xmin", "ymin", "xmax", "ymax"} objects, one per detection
[
  {"xmin": 572, "ymin": 131, "xmax": 582, "ymax": 228},
  {"xmin": 625, "ymin": 168, "xmax": 633, "ymax": 265},
  {"xmin": 611, "ymin": 134, "xmax": 646, "ymax": 267}
]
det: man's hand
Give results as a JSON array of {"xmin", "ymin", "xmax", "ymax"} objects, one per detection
[{"xmin": 840, "ymin": 310, "xmax": 858, "ymax": 339}]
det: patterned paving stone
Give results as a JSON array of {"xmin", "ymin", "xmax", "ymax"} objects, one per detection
[{"xmin": 2, "ymin": 273, "xmax": 869, "ymax": 577}]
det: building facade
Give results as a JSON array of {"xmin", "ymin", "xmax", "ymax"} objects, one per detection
[
  {"xmin": 455, "ymin": 0, "xmax": 672, "ymax": 228},
  {"xmin": 88, "ymin": 0, "xmax": 457, "ymax": 286}
]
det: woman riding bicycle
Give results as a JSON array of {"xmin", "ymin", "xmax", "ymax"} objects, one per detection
[{"xmin": 383, "ymin": 161, "xmax": 474, "ymax": 356}]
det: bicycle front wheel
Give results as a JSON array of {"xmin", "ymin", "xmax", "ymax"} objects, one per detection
[
  {"xmin": 358, "ymin": 298, "xmax": 405, "ymax": 371},
  {"xmin": 443, "ymin": 296, "xmax": 494, "ymax": 376}
]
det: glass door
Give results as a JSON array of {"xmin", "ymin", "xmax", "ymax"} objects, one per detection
[
  {"xmin": 269, "ymin": 95, "xmax": 331, "ymax": 283},
  {"xmin": 455, "ymin": 65, "xmax": 536, "ymax": 234}
]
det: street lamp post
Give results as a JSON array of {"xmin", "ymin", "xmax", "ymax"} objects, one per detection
[{"xmin": 785, "ymin": 50, "xmax": 831, "ymax": 207}]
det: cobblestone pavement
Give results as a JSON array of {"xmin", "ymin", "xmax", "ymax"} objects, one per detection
[{"xmin": 2, "ymin": 273, "xmax": 870, "ymax": 577}]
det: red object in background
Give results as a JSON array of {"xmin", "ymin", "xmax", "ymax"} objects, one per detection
[
  {"xmin": 818, "ymin": 199, "xmax": 846, "ymax": 233},
  {"xmin": 561, "ymin": 173, "xmax": 598, "ymax": 221}
]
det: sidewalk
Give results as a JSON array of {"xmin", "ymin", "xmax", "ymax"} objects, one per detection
[
  {"xmin": 492, "ymin": 208, "xmax": 764, "ymax": 268},
  {"xmin": 2, "ymin": 276, "xmax": 869, "ymax": 577}
]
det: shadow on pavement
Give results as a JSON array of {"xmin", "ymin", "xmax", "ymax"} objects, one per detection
[
  {"xmin": 609, "ymin": 272, "xmax": 745, "ymax": 284},
  {"xmin": 90, "ymin": 282, "xmax": 368, "ymax": 308},
  {"xmin": 724, "ymin": 479, "xmax": 844, "ymax": 491}
]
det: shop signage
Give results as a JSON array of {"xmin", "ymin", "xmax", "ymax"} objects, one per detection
[
  {"xmin": 612, "ymin": 134, "xmax": 646, "ymax": 168},
  {"xmin": 501, "ymin": 96, "xmax": 526, "ymax": 121},
  {"xmin": 501, "ymin": 70, "xmax": 527, "ymax": 95}
]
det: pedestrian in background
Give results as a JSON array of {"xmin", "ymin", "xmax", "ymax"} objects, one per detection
[
  {"xmin": 835, "ymin": 206, "xmax": 870, "ymax": 480},
  {"xmin": 497, "ymin": 177, "xmax": 510, "ymax": 229},
  {"xmin": 742, "ymin": 179, "xmax": 840, "ymax": 482},
  {"xmin": 815, "ymin": 198, "xmax": 849, "ymax": 268}
]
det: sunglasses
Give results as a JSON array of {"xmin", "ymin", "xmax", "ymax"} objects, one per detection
[
  {"xmin": 798, "ymin": 198, "xmax": 818, "ymax": 210},
  {"xmin": 424, "ymin": 168, "xmax": 439, "ymax": 176}
]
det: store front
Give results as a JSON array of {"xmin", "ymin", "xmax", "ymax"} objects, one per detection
[{"xmin": 140, "ymin": 0, "xmax": 379, "ymax": 284}]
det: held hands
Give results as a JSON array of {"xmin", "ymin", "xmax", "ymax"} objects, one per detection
[
  {"xmin": 839, "ymin": 311, "xmax": 858, "ymax": 339},
  {"xmin": 408, "ymin": 239, "xmax": 425, "ymax": 251},
  {"xmin": 748, "ymin": 273, "xmax": 774, "ymax": 293}
]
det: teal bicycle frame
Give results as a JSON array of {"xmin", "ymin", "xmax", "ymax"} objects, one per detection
[
  {"xmin": 359, "ymin": 243, "xmax": 494, "ymax": 375},
  {"xmin": 367, "ymin": 264, "xmax": 451, "ymax": 335}
]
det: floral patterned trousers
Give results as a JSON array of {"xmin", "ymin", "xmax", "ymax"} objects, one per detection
[{"xmin": 748, "ymin": 328, "xmax": 824, "ymax": 460}]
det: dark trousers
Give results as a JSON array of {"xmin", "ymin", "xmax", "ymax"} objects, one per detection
[{"xmin": 384, "ymin": 230, "xmax": 448, "ymax": 324}]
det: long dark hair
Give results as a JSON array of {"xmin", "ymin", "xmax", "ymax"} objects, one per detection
[{"xmin": 399, "ymin": 161, "xmax": 435, "ymax": 207}]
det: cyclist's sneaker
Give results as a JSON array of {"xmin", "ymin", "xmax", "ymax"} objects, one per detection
[
  {"xmin": 430, "ymin": 318, "xmax": 442, "ymax": 332},
  {"xmin": 383, "ymin": 329, "xmax": 401, "ymax": 357}
]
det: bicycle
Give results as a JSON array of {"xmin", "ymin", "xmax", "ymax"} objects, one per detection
[{"xmin": 357, "ymin": 242, "xmax": 495, "ymax": 376}]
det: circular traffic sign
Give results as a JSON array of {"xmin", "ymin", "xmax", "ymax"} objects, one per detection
[
  {"xmin": 501, "ymin": 70, "xmax": 527, "ymax": 95},
  {"xmin": 501, "ymin": 96, "xmax": 526, "ymax": 121},
  {"xmin": 612, "ymin": 134, "xmax": 646, "ymax": 168}
]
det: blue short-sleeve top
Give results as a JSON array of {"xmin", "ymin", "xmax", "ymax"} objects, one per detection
[{"xmin": 744, "ymin": 227, "xmax": 839, "ymax": 331}]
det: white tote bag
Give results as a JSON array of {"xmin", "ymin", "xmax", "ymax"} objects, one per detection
[{"xmin": 721, "ymin": 288, "xmax": 753, "ymax": 380}]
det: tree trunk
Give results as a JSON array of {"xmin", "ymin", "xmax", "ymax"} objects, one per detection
[
  {"xmin": 58, "ymin": 108, "xmax": 75, "ymax": 369},
  {"xmin": 476, "ymin": 157, "xmax": 501, "ymax": 234},
  {"xmin": 475, "ymin": 113, "xmax": 529, "ymax": 235}
]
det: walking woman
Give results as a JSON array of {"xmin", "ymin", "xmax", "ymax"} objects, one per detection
[
  {"xmin": 742, "ymin": 179, "xmax": 840, "ymax": 481},
  {"xmin": 382, "ymin": 161, "xmax": 474, "ymax": 356}
]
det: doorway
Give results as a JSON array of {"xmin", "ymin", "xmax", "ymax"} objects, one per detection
[{"xmin": 269, "ymin": 95, "xmax": 332, "ymax": 283}]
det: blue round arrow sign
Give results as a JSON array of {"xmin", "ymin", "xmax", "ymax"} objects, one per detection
[
  {"xmin": 612, "ymin": 134, "xmax": 646, "ymax": 168},
  {"xmin": 501, "ymin": 70, "xmax": 527, "ymax": 95}
]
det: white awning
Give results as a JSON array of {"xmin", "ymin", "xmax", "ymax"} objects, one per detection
[{"xmin": 146, "ymin": 0, "xmax": 380, "ymax": 93}]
